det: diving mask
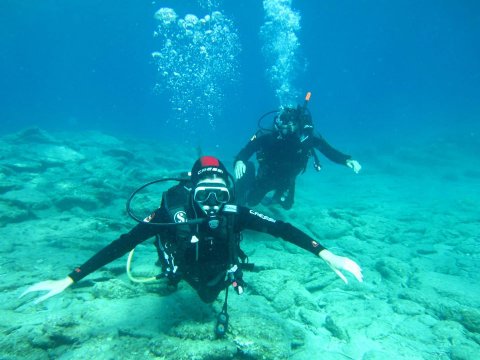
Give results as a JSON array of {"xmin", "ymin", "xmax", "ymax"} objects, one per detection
[
  {"xmin": 275, "ymin": 108, "xmax": 300, "ymax": 136},
  {"xmin": 194, "ymin": 185, "xmax": 230, "ymax": 204},
  {"xmin": 193, "ymin": 178, "xmax": 230, "ymax": 217}
]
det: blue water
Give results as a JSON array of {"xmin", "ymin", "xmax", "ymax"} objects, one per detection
[
  {"xmin": 2, "ymin": 2, "xmax": 480, "ymax": 358},
  {"xmin": 1, "ymin": 0, "xmax": 479, "ymax": 153}
]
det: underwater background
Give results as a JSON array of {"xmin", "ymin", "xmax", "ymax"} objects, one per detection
[
  {"xmin": 3, "ymin": 0, "xmax": 479, "ymax": 150},
  {"xmin": 1, "ymin": 0, "xmax": 480, "ymax": 359}
]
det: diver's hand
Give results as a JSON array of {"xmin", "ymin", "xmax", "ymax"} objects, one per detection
[
  {"xmin": 20, "ymin": 276, "xmax": 74, "ymax": 304},
  {"xmin": 234, "ymin": 160, "xmax": 246, "ymax": 179},
  {"xmin": 346, "ymin": 159, "xmax": 362, "ymax": 174},
  {"xmin": 319, "ymin": 249, "xmax": 363, "ymax": 284}
]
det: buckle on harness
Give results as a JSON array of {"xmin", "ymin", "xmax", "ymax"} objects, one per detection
[{"xmin": 226, "ymin": 265, "xmax": 244, "ymax": 295}]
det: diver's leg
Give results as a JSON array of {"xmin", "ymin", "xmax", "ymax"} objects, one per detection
[
  {"xmin": 246, "ymin": 175, "xmax": 272, "ymax": 206},
  {"xmin": 185, "ymin": 273, "xmax": 227, "ymax": 303},
  {"xmin": 273, "ymin": 177, "xmax": 296, "ymax": 210},
  {"xmin": 281, "ymin": 181, "xmax": 295, "ymax": 210},
  {"xmin": 197, "ymin": 282, "xmax": 227, "ymax": 303}
]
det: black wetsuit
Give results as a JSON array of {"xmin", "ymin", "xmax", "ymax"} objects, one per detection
[
  {"xmin": 68, "ymin": 200, "xmax": 325, "ymax": 303},
  {"xmin": 235, "ymin": 132, "xmax": 351, "ymax": 209}
]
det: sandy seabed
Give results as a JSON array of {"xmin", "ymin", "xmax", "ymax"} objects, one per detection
[{"xmin": 0, "ymin": 128, "xmax": 479, "ymax": 359}]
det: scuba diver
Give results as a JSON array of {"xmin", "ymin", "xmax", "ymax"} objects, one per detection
[
  {"xmin": 234, "ymin": 92, "xmax": 362, "ymax": 210},
  {"xmin": 20, "ymin": 156, "xmax": 363, "ymax": 337}
]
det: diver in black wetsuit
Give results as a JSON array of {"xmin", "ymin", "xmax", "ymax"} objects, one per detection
[
  {"xmin": 21, "ymin": 156, "xmax": 363, "ymax": 336},
  {"xmin": 234, "ymin": 102, "xmax": 362, "ymax": 210}
]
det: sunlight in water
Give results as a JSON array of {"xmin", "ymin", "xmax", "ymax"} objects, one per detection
[
  {"xmin": 152, "ymin": 6, "xmax": 240, "ymax": 129},
  {"xmin": 261, "ymin": 0, "xmax": 305, "ymax": 106}
]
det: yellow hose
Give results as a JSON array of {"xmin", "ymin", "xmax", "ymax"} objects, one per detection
[{"xmin": 126, "ymin": 248, "xmax": 158, "ymax": 283}]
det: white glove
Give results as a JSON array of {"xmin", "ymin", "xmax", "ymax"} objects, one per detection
[
  {"xmin": 20, "ymin": 276, "xmax": 74, "ymax": 304},
  {"xmin": 234, "ymin": 160, "xmax": 246, "ymax": 179},
  {"xmin": 346, "ymin": 159, "xmax": 361, "ymax": 174},
  {"xmin": 319, "ymin": 249, "xmax": 363, "ymax": 284}
]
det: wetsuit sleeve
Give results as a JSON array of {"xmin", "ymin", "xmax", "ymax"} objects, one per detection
[
  {"xmin": 235, "ymin": 134, "xmax": 266, "ymax": 163},
  {"xmin": 68, "ymin": 208, "xmax": 166, "ymax": 282},
  {"xmin": 312, "ymin": 135, "xmax": 351, "ymax": 165},
  {"xmin": 236, "ymin": 206, "xmax": 325, "ymax": 255}
]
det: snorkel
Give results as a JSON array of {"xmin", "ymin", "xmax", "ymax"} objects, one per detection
[
  {"xmin": 298, "ymin": 91, "xmax": 313, "ymax": 139},
  {"xmin": 303, "ymin": 91, "xmax": 311, "ymax": 109}
]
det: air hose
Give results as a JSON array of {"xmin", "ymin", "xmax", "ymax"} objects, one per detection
[{"xmin": 126, "ymin": 247, "xmax": 160, "ymax": 283}]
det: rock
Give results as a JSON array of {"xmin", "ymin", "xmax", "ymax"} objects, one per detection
[
  {"xmin": 0, "ymin": 181, "xmax": 19, "ymax": 194},
  {"xmin": 14, "ymin": 127, "xmax": 59, "ymax": 144},
  {"xmin": 375, "ymin": 257, "xmax": 411, "ymax": 284},
  {"xmin": 324, "ymin": 315, "xmax": 349, "ymax": 340},
  {"xmin": 3, "ymin": 160, "xmax": 44, "ymax": 173},
  {"xmin": 92, "ymin": 279, "xmax": 141, "ymax": 299},
  {"xmin": 39, "ymin": 144, "xmax": 85, "ymax": 165},
  {"xmin": 53, "ymin": 193, "xmax": 98, "ymax": 211},
  {"xmin": 2, "ymin": 188, "xmax": 52, "ymax": 210},
  {"xmin": 450, "ymin": 343, "xmax": 479, "ymax": 360},
  {"xmin": 0, "ymin": 202, "xmax": 34, "ymax": 225},
  {"xmin": 459, "ymin": 307, "xmax": 480, "ymax": 333},
  {"xmin": 392, "ymin": 299, "xmax": 425, "ymax": 316},
  {"xmin": 362, "ymin": 350, "xmax": 391, "ymax": 360}
]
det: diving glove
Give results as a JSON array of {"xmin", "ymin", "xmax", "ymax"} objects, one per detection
[
  {"xmin": 319, "ymin": 249, "xmax": 363, "ymax": 284},
  {"xmin": 234, "ymin": 160, "xmax": 246, "ymax": 179},
  {"xmin": 346, "ymin": 159, "xmax": 362, "ymax": 174},
  {"xmin": 20, "ymin": 276, "xmax": 74, "ymax": 304}
]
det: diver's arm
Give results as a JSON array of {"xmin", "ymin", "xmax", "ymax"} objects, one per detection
[
  {"xmin": 238, "ymin": 206, "xmax": 363, "ymax": 283},
  {"xmin": 20, "ymin": 209, "xmax": 165, "ymax": 303},
  {"xmin": 312, "ymin": 135, "xmax": 352, "ymax": 165},
  {"xmin": 235, "ymin": 134, "xmax": 267, "ymax": 164},
  {"xmin": 313, "ymin": 135, "xmax": 361, "ymax": 173},
  {"xmin": 234, "ymin": 135, "xmax": 266, "ymax": 179},
  {"xmin": 238, "ymin": 206, "xmax": 325, "ymax": 253},
  {"xmin": 67, "ymin": 221, "xmax": 160, "ymax": 282}
]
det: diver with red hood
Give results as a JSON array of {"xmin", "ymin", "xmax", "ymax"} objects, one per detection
[{"xmin": 21, "ymin": 156, "xmax": 363, "ymax": 337}]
